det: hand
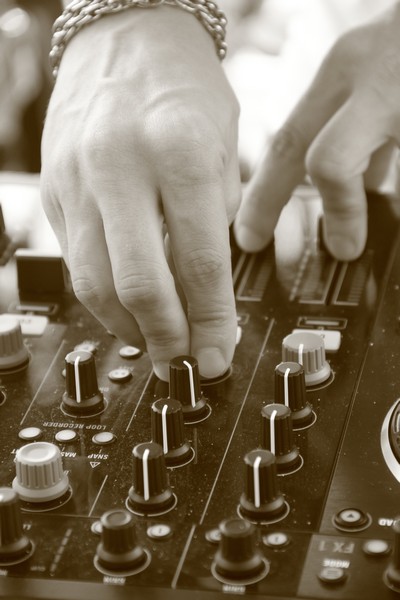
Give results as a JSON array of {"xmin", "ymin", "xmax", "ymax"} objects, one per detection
[
  {"xmin": 234, "ymin": 3, "xmax": 400, "ymax": 261},
  {"xmin": 41, "ymin": 7, "xmax": 241, "ymax": 381}
]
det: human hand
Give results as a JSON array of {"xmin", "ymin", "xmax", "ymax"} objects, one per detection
[
  {"xmin": 234, "ymin": 3, "xmax": 400, "ymax": 261},
  {"xmin": 40, "ymin": 6, "xmax": 241, "ymax": 381}
]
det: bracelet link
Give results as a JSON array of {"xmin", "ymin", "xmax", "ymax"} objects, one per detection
[{"xmin": 50, "ymin": 0, "xmax": 227, "ymax": 78}]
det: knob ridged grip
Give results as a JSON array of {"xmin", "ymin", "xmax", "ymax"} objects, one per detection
[
  {"xmin": 261, "ymin": 403, "xmax": 301, "ymax": 473},
  {"xmin": 96, "ymin": 509, "xmax": 148, "ymax": 573},
  {"xmin": 282, "ymin": 331, "xmax": 331, "ymax": 386},
  {"xmin": 128, "ymin": 442, "xmax": 175, "ymax": 516},
  {"xmin": 0, "ymin": 318, "xmax": 29, "ymax": 372},
  {"xmin": 169, "ymin": 355, "xmax": 209, "ymax": 423},
  {"xmin": 151, "ymin": 398, "xmax": 193, "ymax": 467},
  {"xmin": 239, "ymin": 449, "xmax": 288, "ymax": 522},
  {"xmin": 212, "ymin": 518, "xmax": 268, "ymax": 584},
  {"xmin": 274, "ymin": 361, "xmax": 314, "ymax": 428},
  {"xmin": 0, "ymin": 488, "xmax": 33, "ymax": 565},
  {"xmin": 12, "ymin": 442, "xmax": 69, "ymax": 503},
  {"xmin": 62, "ymin": 349, "xmax": 105, "ymax": 416},
  {"xmin": 384, "ymin": 517, "xmax": 400, "ymax": 591}
]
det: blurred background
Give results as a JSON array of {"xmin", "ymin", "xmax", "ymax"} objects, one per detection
[
  {"xmin": 0, "ymin": 0, "xmax": 398, "ymax": 250},
  {"xmin": 0, "ymin": 0, "xmax": 397, "ymax": 174}
]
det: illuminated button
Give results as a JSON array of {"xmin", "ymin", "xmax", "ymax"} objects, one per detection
[
  {"xmin": 18, "ymin": 427, "xmax": 42, "ymax": 441},
  {"xmin": 263, "ymin": 532, "xmax": 290, "ymax": 548},
  {"xmin": 363, "ymin": 539, "xmax": 390, "ymax": 556},
  {"xmin": 92, "ymin": 432, "xmax": 116, "ymax": 445},
  {"xmin": 119, "ymin": 346, "xmax": 142, "ymax": 359},
  {"xmin": 147, "ymin": 524, "xmax": 172, "ymax": 540},
  {"xmin": 108, "ymin": 367, "xmax": 132, "ymax": 383},
  {"xmin": 55, "ymin": 430, "xmax": 77, "ymax": 443},
  {"xmin": 292, "ymin": 329, "xmax": 341, "ymax": 352},
  {"xmin": 318, "ymin": 566, "xmax": 346, "ymax": 584}
]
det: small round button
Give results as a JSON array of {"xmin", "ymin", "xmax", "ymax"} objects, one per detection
[
  {"xmin": 147, "ymin": 524, "xmax": 172, "ymax": 540},
  {"xmin": 318, "ymin": 566, "xmax": 346, "ymax": 584},
  {"xmin": 119, "ymin": 346, "xmax": 142, "ymax": 359},
  {"xmin": 333, "ymin": 508, "xmax": 371, "ymax": 532},
  {"xmin": 263, "ymin": 532, "xmax": 291, "ymax": 548},
  {"xmin": 363, "ymin": 539, "xmax": 390, "ymax": 556},
  {"xmin": 108, "ymin": 367, "xmax": 132, "ymax": 383},
  {"xmin": 55, "ymin": 430, "xmax": 77, "ymax": 443},
  {"xmin": 92, "ymin": 432, "xmax": 116, "ymax": 446},
  {"xmin": 18, "ymin": 427, "xmax": 42, "ymax": 442}
]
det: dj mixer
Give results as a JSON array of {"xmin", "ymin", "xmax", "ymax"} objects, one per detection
[{"xmin": 1, "ymin": 185, "xmax": 400, "ymax": 600}]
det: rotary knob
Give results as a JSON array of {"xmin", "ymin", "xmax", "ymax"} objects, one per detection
[
  {"xmin": 127, "ymin": 442, "xmax": 177, "ymax": 516},
  {"xmin": 384, "ymin": 517, "xmax": 400, "ymax": 592},
  {"xmin": 282, "ymin": 331, "xmax": 331, "ymax": 386},
  {"xmin": 169, "ymin": 355, "xmax": 210, "ymax": 423},
  {"xmin": 0, "ymin": 317, "xmax": 29, "ymax": 373},
  {"xmin": 12, "ymin": 442, "xmax": 70, "ymax": 504},
  {"xmin": 94, "ymin": 509, "xmax": 150, "ymax": 575},
  {"xmin": 274, "ymin": 361, "xmax": 315, "ymax": 429},
  {"xmin": 260, "ymin": 403, "xmax": 302, "ymax": 474},
  {"xmin": 0, "ymin": 487, "xmax": 34, "ymax": 565},
  {"xmin": 151, "ymin": 398, "xmax": 194, "ymax": 467},
  {"xmin": 62, "ymin": 349, "xmax": 105, "ymax": 417},
  {"xmin": 239, "ymin": 449, "xmax": 289, "ymax": 523},
  {"xmin": 211, "ymin": 518, "xmax": 269, "ymax": 585}
]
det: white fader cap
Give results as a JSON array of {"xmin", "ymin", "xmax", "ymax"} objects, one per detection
[{"xmin": 12, "ymin": 442, "xmax": 70, "ymax": 503}]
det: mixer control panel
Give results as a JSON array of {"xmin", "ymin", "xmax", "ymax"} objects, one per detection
[{"xmin": 1, "ymin": 187, "xmax": 400, "ymax": 600}]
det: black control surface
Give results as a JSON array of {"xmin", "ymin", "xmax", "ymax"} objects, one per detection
[{"xmin": 1, "ymin": 186, "xmax": 400, "ymax": 599}]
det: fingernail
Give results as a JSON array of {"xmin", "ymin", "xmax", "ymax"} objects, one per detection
[
  {"xmin": 326, "ymin": 235, "xmax": 362, "ymax": 261},
  {"xmin": 197, "ymin": 347, "xmax": 228, "ymax": 379},
  {"xmin": 153, "ymin": 361, "xmax": 170, "ymax": 382},
  {"xmin": 235, "ymin": 225, "xmax": 266, "ymax": 253}
]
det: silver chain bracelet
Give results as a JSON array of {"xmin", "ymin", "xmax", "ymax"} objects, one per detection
[{"xmin": 50, "ymin": 0, "xmax": 228, "ymax": 78}]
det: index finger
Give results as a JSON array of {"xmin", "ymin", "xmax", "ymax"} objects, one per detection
[{"xmin": 234, "ymin": 42, "xmax": 350, "ymax": 253}]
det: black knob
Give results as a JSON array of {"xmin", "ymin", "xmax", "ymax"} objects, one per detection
[
  {"xmin": 261, "ymin": 403, "xmax": 302, "ymax": 474},
  {"xmin": 384, "ymin": 517, "xmax": 400, "ymax": 591},
  {"xmin": 62, "ymin": 350, "xmax": 105, "ymax": 416},
  {"xmin": 95, "ymin": 509, "xmax": 150, "ymax": 574},
  {"xmin": 0, "ymin": 487, "xmax": 34, "ymax": 565},
  {"xmin": 239, "ymin": 449, "xmax": 288, "ymax": 523},
  {"xmin": 151, "ymin": 398, "xmax": 194, "ymax": 467},
  {"xmin": 282, "ymin": 331, "xmax": 331, "ymax": 386},
  {"xmin": 274, "ymin": 361, "xmax": 314, "ymax": 428},
  {"xmin": 169, "ymin": 355, "xmax": 210, "ymax": 423},
  {"xmin": 211, "ymin": 518, "xmax": 269, "ymax": 585},
  {"xmin": 127, "ymin": 442, "xmax": 176, "ymax": 516}
]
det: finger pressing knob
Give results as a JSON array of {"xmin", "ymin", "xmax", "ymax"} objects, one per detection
[
  {"xmin": 0, "ymin": 487, "xmax": 34, "ymax": 565},
  {"xmin": 0, "ymin": 317, "xmax": 29, "ymax": 373},
  {"xmin": 151, "ymin": 398, "xmax": 194, "ymax": 467},
  {"xmin": 94, "ymin": 509, "xmax": 150, "ymax": 576},
  {"xmin": 127, "ymin": 442, "xmax": 177, "ymax": 516},
  {"xmin": 261, "ymin": 403, "xmax": 302, "ymax": 474},
  {"xmin": 274, "ymin": 361, "xmax": 315, "ymax": 429},
  {"xmin": 169, "ymin": 355, "xmax": 210, "ymax": 423},
  {"xmin": 282, "ymin": 331, "xmax": 331, "ymax": 386},
  {"xmin": 211, "ymin": 518, "xmax": 269, "ymax": 585},
  {"xmin": 12, "ymin": 442, "xmax": 70, "ymax": 504},
  {"xmin": 239, "ymin": 449, "xmax": 289, "ymax": 523},
  {"xmin": 62, "ymin": 350, "xmax": 105, "ymax": 417}
]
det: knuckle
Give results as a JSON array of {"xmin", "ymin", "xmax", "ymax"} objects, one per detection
[
  {"xmin": 72, "ymin": 273, "xmax": 111, "ymax": 313},
  {"xmin": 115, "ymin": 265, "xmax": 167, "ymax": 311},
  {"xmin": 180, "ymin": 248, "xmax": 228, "ymax": 286},
  {"xmin": 269, "ymin": 124, "xmax": 306, "ymax": 163},
  {"xmin": 306, "ymin": 145, "xmax": 349, "ymax": 184}
]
